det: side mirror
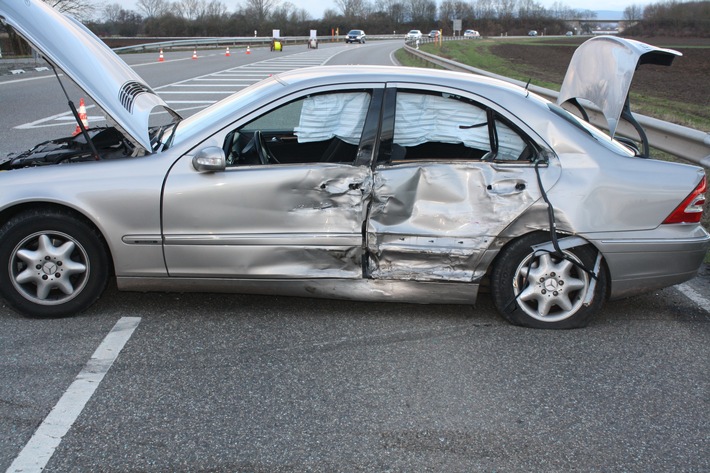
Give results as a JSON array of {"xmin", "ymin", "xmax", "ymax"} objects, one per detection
[{"xmin": 192, "ymin": 146, "xmax": 226, "ymax": 172}]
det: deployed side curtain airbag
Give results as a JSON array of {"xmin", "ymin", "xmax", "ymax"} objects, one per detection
[
  {"xmin": 394, "ymin": 92, "xmax": 527, "ymax": 160},
  {"xmin": 294, "ymin": 92, "xmax": 371, "ymax": 145},
  {"xmin": 393, "ymin": 93, "xmax": 489, "ymax": 149}
]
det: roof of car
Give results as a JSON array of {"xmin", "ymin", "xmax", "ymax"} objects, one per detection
[{"xmin": 274, "ymin": 65, "xmax": 528, "ymax": 99}]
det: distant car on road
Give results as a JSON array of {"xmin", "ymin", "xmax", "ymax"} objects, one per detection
[
  {"xmin": 528, "ymin": 30, "xmax": 538, "ymax": 36},
  {"xmin": 428, "ymin": 30, "xmax": 440, "ymax": 38},
  {"xmin": 345, "ymin": 29, "xmax": 366, "ymax": 43},
  {"xmin": 566, "ymin": 31, "xmax": 574, "ymax": 36},
  {"xmin": 463, "ymin": 29, "xmax": 480, "ymax": 38},
  {"xmin": 405, "ymin": 30, "xmax": 422, "ymax": 41}
]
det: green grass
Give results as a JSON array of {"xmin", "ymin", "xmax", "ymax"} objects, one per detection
[{"xmin": 404, "ymin": 39, "xmax": 710, "ymax": 133}]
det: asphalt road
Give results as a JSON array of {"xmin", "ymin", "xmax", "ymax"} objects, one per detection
[{"xmin": 1, "ymin": 40, "xmax": 708, "ymax": 472}]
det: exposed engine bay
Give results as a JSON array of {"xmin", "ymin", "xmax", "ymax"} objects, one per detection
[{"xmin": 1, "ymin": 127, "xmax": 139, "ymax": 170}]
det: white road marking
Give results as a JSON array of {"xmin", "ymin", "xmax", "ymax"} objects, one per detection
[
  {"xmin": 0, "ymin": 73, "xmax": 56, "ymax": 86},
  {"xmin": 13, "ymin": 45, "xmax": 354, "ymax": 130},
  {"xmin": 15, "ymin": 104, "xmax": 103, "ymax": 129},
  {"xmin": 158, "ymin": 90, "xmax": 235, "ymax": 94},
  {"xmin": 5, "ymin": 317, "xmax": 141, "ymax": 473},
  {"xmin": 676, "ymin": 283, "xmax": 710, "ymax": 312}
]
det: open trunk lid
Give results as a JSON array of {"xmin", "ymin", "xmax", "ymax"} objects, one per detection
[{"xmin": 557, "ymin": 36, "xmax": 681, "ymax": 139}]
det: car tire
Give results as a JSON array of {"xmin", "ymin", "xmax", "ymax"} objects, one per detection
[
  {"xmin": 490, "ymin": 232, "xmax": 607, "ymax": 329},
  {"xmin": 0, "ymin": 209, "xmax": 110, "ymax": 318}
]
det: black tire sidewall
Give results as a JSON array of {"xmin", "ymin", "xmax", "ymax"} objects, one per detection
[
  {"xmin": 0, "ymin": 210, "xmax": 109, "ymax": 318},
  {"xmin": 491, "ymin": 233, "xmax": 607, "ymax": 329}
]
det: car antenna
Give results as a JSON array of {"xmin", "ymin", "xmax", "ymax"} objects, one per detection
[
  {"xmin": 524, "ymin": 78, "xmax": 531, "ymax": 98},
  {"xmin": 50, "ymin": 64, "xmax": 101, "ymax": 161}
]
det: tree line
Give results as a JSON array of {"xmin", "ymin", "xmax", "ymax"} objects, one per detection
[
  {"xmin": 88, "ymin": 0, "xmax": 598, "ymax": 38},
  {"xmin": 2, "ymin": 0, "xmax": 706, "ymax": 56},
  {"xmin": 623, "ymin": 1, "xmax": 709, "ymax": 37}
]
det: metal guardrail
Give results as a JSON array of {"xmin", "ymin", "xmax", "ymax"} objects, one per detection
[{"xmin": 403, "ymin": 43, "xmax": 710, "ymax": 167}]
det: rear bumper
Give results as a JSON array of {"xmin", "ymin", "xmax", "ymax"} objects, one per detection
[{"xmin": 591, "ymin": 228, "xmax": 710, "ymax": 299}]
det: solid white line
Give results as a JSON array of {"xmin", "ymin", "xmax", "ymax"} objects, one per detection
[
  {"xmin": 676, "ymin": 283, "xmax": 710, "ymax": 312},
  {"xmin": 158, "ymin": 90, "xmax": 234, "ymax": 94},
  {"xmin": 165, "ymin": 100, "xmax": 216, "ymax": 104},
  {"xmin": 0, "ymin": 73, "xmax": 56, "ymax": 85},
  {"xmin": 5, "ymin": 317, "xmax": 141, "ymax": 473}
]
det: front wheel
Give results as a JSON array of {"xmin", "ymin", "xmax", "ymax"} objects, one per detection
[
  {"xmin": 0, "ymin": 210, "xmax": 110, "ymax": 318},
  {"xmin": 490, "ymin": 233, "xmax": 607, "ymax": 329}
]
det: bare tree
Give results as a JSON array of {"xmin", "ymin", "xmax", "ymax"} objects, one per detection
[
  {"xmin": 136, "ymin": 0, "xmax": 170, "ymax": 18},
  {"xmin": 335, "ymin": 0, "xmax": 369, "ymax": 18},
  {"xmin": 439, "ymin": 0, "xmax": 473, "ymax": 22},
  {"xmin": 43, "ymin": 0, "xmax": 96, "ymax": 20},
  {"xmin": 518, "ymin": 0, "xmax": 545, "ymax": 20},
  {"xmin": 175, "ymin": 0, "xmax": 202, "ymax": 19},
  {"xmin": 548, "ymin": 1, "xmax": 575, "ymax": 20},
  {"xmin": 496, "ymin": 0, "xmax": 518, "ymax": 21},
  {"xmin": 578, "ymin": 9, "xmax": 597, "ymax": 20},
  {"xmin": 102, "ymin": 2, "xmax": 123, "ymax": 22},
  {"xmin": 270, "ymin": 2, "xmax": 311, "ymax": 22},
  {"xmin": 202, "ymin": 0, "xmax": 227, "ymax": 17},
  {"xmin": 375, "ymin": 0, "xmax": 407, "ymax": 25},
  {"xmin": 472, "ymin": 0, "xmax": 496, "ymax": 20},
  {"xmin": 406, "ymin": 0, "xmax": 436, "ymax": 23},
  {"xmin": 623, "ymin": 4, "xmax": 643, "ymax": 22},
  {"xmin": 243, "ymin": 0, "xmax": 280, "ymax": 22}
]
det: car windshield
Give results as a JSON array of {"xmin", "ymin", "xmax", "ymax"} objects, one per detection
[
  {"xmin": 547, "ymin": 103, "xmax": 634, "ymax": 156},
  {"xmin": 348, "ymin": 30, "xmax": 362, "ymax": 35},
  {"xmin": 169, "ymin": 77, "xmax": 284, "ymax": 148}
]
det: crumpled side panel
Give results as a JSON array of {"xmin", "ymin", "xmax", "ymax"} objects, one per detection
[{"xmin": 367, "ymin": 162, "xmax": 540, "ymax": 281}]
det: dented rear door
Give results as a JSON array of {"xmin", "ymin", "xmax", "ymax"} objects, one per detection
[{"xmin": 366, "ymin": 86, "xmax": 553, "ymax": 282}]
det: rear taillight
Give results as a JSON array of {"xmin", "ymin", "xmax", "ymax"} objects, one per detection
[{"xmin": 663, "ymin": 176, "xmax": 707, "ymax": 224}]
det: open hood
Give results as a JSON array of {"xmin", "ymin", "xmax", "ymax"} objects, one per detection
[
  {"xmin": 0, "ymin": 0, "xmax": 180, "ymax": 152},
  {"xmin": 557, "ymin": 36, "xmax": 681, "ymax": 138}
]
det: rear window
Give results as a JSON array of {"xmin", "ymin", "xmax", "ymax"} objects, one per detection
[{"xmin": 547, "ymin": 103, "xmax": 634, "ymax": 157}]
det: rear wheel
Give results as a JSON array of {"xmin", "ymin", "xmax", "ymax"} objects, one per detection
[
  {"xmin": 0, "ymin": 210, "xmax": 109, "ymax": 317},
  {"xmin": 491, "ymin": 233, "xmax": 607, "ymax": 329}
]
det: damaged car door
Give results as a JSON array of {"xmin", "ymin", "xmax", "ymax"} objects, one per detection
[
  {"xmin": 161, "ymin": 87, "xmax": 382, "ymax": 279},
  {"xmin": 367, "ymin": 86, "xmax": 559, "ymax": 282}
]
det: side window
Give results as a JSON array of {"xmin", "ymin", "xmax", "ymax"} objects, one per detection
[
  {"xmin": 223, "ymin": 91, "xmax": 372, "ymax": 166},
  {"xmin": 494, "ymin": 117, "xmax": 530, "ymax": 161},
  {"xmin": 390, "ymin": 91, "xmax": 533, "ymax": 163}
]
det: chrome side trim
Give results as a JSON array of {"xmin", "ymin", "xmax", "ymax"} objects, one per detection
[{"xmin": 122, "ymin": 235, "xmax": 162, "ymax": 245}]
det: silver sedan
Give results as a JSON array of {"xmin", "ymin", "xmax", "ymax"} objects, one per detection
[{"xmin": 0, "ymin": 0, "xmax": 707, "ymax": 328}]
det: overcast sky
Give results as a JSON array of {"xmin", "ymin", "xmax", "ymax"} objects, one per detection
[{"xmin": 120, "ymin": 0, "xmax": 653, "ymax": 20}]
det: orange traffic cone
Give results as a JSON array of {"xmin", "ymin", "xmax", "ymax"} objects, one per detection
[
  {"xmin": 225, "ymin": 47, "xmax": 230, "ymax": 57},
  {"xmin": 73, "ymin": 98, "xmax": 89, "ymax": 135},
  {"xmin": 246, "ymin": 45, "xmax": 250, "ymax": 54},
  {"xmin": 192, "ymin": 49, "xmax": 197, "ymax": 59},
  {"xmin": 158, "ymin": 49, "xmax": 164, "ymax": 62}
]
